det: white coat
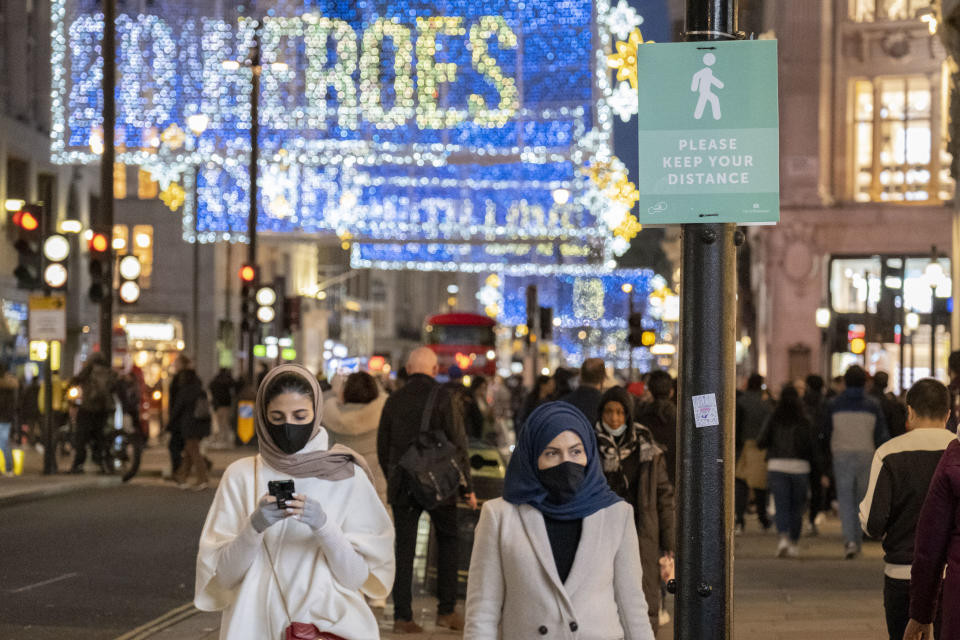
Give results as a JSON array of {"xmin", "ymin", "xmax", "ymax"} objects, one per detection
[
  {"xmin": 464, "ymin": 498, "xmax": 655, "ymax": 640},
  {"xmin": 194, "ymin": 431, "xmax": 395, "ymax": 639}
]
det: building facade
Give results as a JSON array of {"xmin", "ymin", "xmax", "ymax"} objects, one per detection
[{"xmin": 754, "ymin": 0, "xmax": 955, "ymax": 391}]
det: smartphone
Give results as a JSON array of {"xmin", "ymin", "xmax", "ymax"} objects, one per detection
[{"xmin": 268, "ymin": 480, "xmax": 295, "ymax": 509}]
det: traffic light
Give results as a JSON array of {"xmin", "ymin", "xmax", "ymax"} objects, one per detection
[
  {"xmin": 11, "ymin": 204, "xmax": 43, "ymax": 289},
  {"xmin": 256, "ymin": 285, "xmax": 277, "ymax": 324},
  {"xmin": 240, "ymin": 264, "xmax": 258, "ymax": 333},
  {"xmin": 117, "ymin": 254, "xmax": 141, "ymax": 304},
  {"xmin": 628, "ymin": 312, "xmax": 645, "ymax": 347},
  {"xmin": 88, "ymin": 232, "xmax": 110, "ymax": 302},
  {"xmin": 41, "ymin": 234, "xmax": 71, "ymax": 290}
]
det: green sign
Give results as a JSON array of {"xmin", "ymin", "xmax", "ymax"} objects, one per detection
[
  {"xmin": 636, "ymin": 40, "xmax": 779, "ymax": 224},
  {"xmin": 253, "ymin": 344, "xmax": 267, "ymax": 358}
]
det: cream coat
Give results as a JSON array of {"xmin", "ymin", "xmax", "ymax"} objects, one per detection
[
  {"xmin": 322, "ymin": 393, "xmax": 388, "ymax": 505},
  {"xmin": 464, "ymin": 498, "xmax": 655, "ymax": 640},
  {"xmin": 194, "ymin": 431, "xmax": 395, "ymax": 639}
]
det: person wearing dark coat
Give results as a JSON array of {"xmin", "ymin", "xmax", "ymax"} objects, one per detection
[
  {"xmin": 559, "ymin": 357, "xmax": 605, "ymax": 426},
  {"xmin": 169, "ymin": 359, "xmax": 211, "ymax": 489},
  {"xmin": 376, "ymin": 347, "xmax": 476, "ymax": 633},
  {"xmin": 756, "ymin": 384, "xmax": 823, "ymax": 558},
  {"xmin": 634, "ymin": 370, "xmax": 678, "ymax": 484},
  {"xmin": 209, "ymin": 368, "xmax": 236, "ymax": 448},
  {"xmin": 594, "ymin": 386, "xmax": 675, "ymax": 633}
]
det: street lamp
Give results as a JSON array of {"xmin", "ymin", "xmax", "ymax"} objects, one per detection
[
  {"xmin": 925, "ymin": 246, "xmax": 947, "ymax": 378},
  {"xmin": 223, "ymin": 22, "xmax": 264, "ymax": 383}
]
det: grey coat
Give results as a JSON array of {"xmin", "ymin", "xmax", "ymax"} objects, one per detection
[{"xmin": 465, "ymin": 498, "xmax": 655, "ymax": 640}]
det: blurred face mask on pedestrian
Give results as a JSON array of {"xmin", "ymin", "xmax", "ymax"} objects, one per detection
[
  {"xmin": 266, "ymin": 392, "xmax": 314, "ymax": 454},
  {"xmin": 536, "ymin": 430, "xmax": 587, "ymax": 503},
  {"xmin": 601, "ymin": 401, "xmax": 628, "ymax": 435}
]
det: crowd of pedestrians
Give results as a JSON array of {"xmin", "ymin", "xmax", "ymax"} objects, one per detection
[{"xmin": 15, "ymin": 339, "xmax": 957, "ymax": 639}]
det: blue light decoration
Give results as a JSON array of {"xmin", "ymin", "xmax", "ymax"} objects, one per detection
[
  {"xmin": 499, "ymin": 270, "xmax": 662, "ymax": 369},
  {"xmin": 350, "ymin": 239, "xmax": 610, "ymax": 274},
  {"xmin": 50, "ymin": 0, "xmax": 656, "ymax": 259}
]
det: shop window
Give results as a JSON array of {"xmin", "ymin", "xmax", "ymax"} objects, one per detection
[
  {"xmin": 113, "ymin": 162, "xmax": 127, "ymax": 199},
  {"xmin": 137, "ymin": 169, "xmax": 158, "ymax": 199},
  {"xmin": 831, "ymin": 257, "xmax": 882, "ymax": 313},
  {"xmin": 831, "ymin": 255, "xmax": 952, "ymax": 314},
  {"xmin": 849, "ymin": 0, "xmax": 930, "ymax": 22},
  {"xmin": 111, "ymin": 224, "xmax": 153, "ymax": 288},
  {"xmin": 851, "ymin": 75, "xmax": 952, "ymax": 203},
  {"xmin": 131, "ymin": 224, "xmax": 153, "ymax": 288}
]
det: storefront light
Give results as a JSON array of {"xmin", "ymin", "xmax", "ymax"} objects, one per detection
[
  {"xmin": 59, "ymin": 219, "xmax": 83, "ymax": 234},
  {"xmin": 906, "ymin": 312, "xmax": 921, "ymax": 331},
  {"xmin": 815, "ymin": 307, "xmax": 831, "ymax": 328}
]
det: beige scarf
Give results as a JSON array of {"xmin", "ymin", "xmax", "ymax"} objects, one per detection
[{"xmin": 256, "ymin": 364, "xmax": 373, "ymax": 483}]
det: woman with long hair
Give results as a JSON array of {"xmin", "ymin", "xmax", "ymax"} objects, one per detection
[
  {"xmin": 195, "ymin": 364, "xmax": 394, "ymax": 638},
  {"xmin": 464, "ymin": 402, "xmax": 655, "ymax": 639},
  {"xmin": 757, "ymin": 384, "xmax": 821, "ymax": 558}
]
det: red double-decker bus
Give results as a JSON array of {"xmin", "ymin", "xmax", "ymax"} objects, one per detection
[{"xmin": 424, "ymin": 312, "xmax": 497, "ymax": 376}]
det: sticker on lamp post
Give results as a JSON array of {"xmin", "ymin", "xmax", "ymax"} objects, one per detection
[{"xmin": 636, "ymin": 40, "xmax": 780, "ymax": 225}]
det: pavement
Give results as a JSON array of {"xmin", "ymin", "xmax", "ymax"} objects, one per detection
[
  {"xmin": 2, "ymin": 449, "xmax": 891, "ymax": 639},
  {"xmin": 108, "ymin": 514, "xmax": 891, "ymax": 640},
  {"xmin": 0, "ymin": 441, "xmax": 253, "ymax": 507}
]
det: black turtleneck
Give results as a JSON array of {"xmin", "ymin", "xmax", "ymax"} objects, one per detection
[{"xmin": 542, "ymin": 515, "xmax": 582, "ymax": 583}]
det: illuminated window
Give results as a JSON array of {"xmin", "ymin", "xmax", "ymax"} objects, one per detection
[
  {"xmin": 137, "ymin": 169, "xmax": 158, "ymax": 199},
  {"xmin": 849, "ymin": 0, "xmax": 929, "ymax": 22},
  {"xmin": 851, "ymin": 75, "xmax": 953, "ymax": 203},
  {"xmin": 131, "ymin": 225, "xmax": 154, "ymax": 288},
  {"xmin": 113, "ymin": 163, "xmax": 127, "ymax": 199},
  {"xmin": 112, "ymin": 224, "xmax": 129, "ymax": 253}
]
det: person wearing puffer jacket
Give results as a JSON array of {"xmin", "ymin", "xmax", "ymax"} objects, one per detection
[{"xmin": 323, "ymin": 371, "xmax": 388, "ymax": 506}]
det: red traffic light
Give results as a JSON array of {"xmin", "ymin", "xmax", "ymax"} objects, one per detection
[
  {"xmin": 12, "ymin": 210, "xmax": 39, "ymax": 231},
  {"xmin": 89, "ymin": 233, "xmax": 109, "ymax": 253},
  {"xmin": 239, "ymin": 264, "xmax": 257, "ymax": 283}
]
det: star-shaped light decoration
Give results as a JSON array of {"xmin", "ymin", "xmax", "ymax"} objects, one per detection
[
  {"xmin": 141, "ymin": 161, "xmax": 182, "ymax": 191},
  {"xmin": 613, "ymin": 213, "xmax": 642, "ymax": 241},
  {"xmin": 608, "ymin": 81, "xmax": 639, "ymax": 122},
  {"xmin": 603, "ymin": 0, "xmax": 644, "ymax": 41},
  {"xmin": 607, "ymin": 29, "xmax": 651, "ymax": 90},
  {"xmin": 159, "ymin": 182, "xmax": 186, "ymax": 211},
  {"xmin": 160, "ymin": 123, "xmax": 186, "ymax": 150},
  {"xmin": 607, "ymin": 175, "xmax": 640, "ymax": 209},
  {"xmin": 611, "ymin": 236, "xmax": 630, "ymax": 256}
]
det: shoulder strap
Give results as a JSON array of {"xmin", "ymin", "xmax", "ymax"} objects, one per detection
[
  {"xmin": 255, "ymin": 458, "xmax": 293, "ymax": 627},
  {"xmin": 419, "ymin": 384, "xmax": 441, "ymax": 435}
]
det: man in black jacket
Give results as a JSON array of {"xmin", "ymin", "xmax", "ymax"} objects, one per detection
[
  {"xmin": 377, "ymin": 347, "xmax": 476, "ymax": 634},
  {"xmin": 559, "ymin": 357, "xmax": 606, "ymax": 426},
  {"xmin": 860, "ymin": 378, "xmax": 954, "ymax": 640}
]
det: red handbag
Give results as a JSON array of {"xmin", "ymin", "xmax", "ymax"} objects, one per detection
[{"xmin": 284, "ymin": 622, "xmax": 348, "ymax": 640}]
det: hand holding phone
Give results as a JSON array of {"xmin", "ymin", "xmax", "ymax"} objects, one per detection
[{"xmin": 268, "ymin": 480, "xmax": 296, "ymax": 509}]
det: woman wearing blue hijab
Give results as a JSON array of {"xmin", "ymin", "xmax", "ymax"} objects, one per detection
[{"xmin": 464, "ymin": 402, "xmax": 655, "ymax": 640}]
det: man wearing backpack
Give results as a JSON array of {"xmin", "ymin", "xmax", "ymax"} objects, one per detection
[
  {"xmin": 69, "ymin": 353, "xmax": 117, "ymax": 473},
  {"xmin": 377, "ymin": 347, "xmax": 476, "ymax": 634}
]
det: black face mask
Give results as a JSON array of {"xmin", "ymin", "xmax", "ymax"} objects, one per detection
[
  {"xmin": 538, "ymin": 461, "xmax": 587, "ymax": 504},
  {"xmin": 267, "ymin": 422, "xmax": 313, "ymax": 455}
]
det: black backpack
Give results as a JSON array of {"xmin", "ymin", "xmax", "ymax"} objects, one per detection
[{"xmin": 396, "ymin": 385, "xmax": 467, "ymax": 510}]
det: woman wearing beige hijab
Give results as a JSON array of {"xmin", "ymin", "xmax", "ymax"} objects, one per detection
[{"xmin": 194, "ymin": 365, "xmax": 395, "ymax": 639}]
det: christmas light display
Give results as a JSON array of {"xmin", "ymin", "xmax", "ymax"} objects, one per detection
[
  {"xmin": 350, "ymin": 240, "xmax": 614, "ymax": 275},
  {"xmin": 498, "ymin": 270, "xmax": 661, "ymax": 368},
  {"xmin": 49, "ymin": 0, "xmax": 658, "ymax": 259}
]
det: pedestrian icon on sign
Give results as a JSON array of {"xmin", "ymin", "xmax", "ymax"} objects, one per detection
[{"xmin": 691, "ymin": 53, "xmax": 724, "ymax": 120}]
